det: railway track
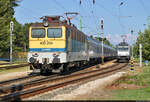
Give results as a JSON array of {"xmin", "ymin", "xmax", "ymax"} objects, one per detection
[
  {"xmin": 0, "ymin": 63, "xmax": 128, "ymax": 101},
  {"xmin": 0, "ymin": 63, "xmax": 9, "ymax": 65},
  {"xmin": 0, "ymin": 64, "xmax": 118, "ymax": 95},
  {"xmin": 0, "ymin": 75, "xmax": 37, "ymax": 87},
  {"xmin": 0, "ymin": 60, "xmax": 117, "ymax": 87},
  {"xmin": 0, "ymin": 63, "xmax": 29, "ymax": 69},
  {"xmin": 0, "ymin": 74, "xmax": 52, "ymax": 88}
]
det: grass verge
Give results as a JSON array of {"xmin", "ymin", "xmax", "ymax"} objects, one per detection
[
  {"xmin": 0, "ymin": 66, "xmax": 30, "ymax": 75},
  {"xmin": 113, "ymin": 88, "xmax": 150, "ymax": 100},
  {"xmin": 112, "ymin": 65, "xmax": 150, "ymax": 100}
]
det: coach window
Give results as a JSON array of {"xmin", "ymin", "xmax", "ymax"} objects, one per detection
[
  {"xmin": 31, "ymin": 28, "xmax": 45, "ymax": 38},
  {"xmin": 47, "ymin": 28, "xmax": 62, "ymax": 38}
]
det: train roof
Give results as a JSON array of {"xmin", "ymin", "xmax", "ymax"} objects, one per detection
[
  {"xmin": 31, "ymin": 16, "xmax": 115, "ymax": 50},
  {"xmin": 104, "ymin": 44, "xmax": 116, "ymax": 50},
  {"xmin": 118, "ymin": 42, "xmax": 129, "ymax": 46},
  {"xmin": 87, "ymin": 36, "xmax": 116, "ymax": 50}
]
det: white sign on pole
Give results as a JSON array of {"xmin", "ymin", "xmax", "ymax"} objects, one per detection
[
  {"xmin": 139, "ymin": 44, "xmax": 142, "ymax": 67},
  {"xmin": 10, "ymin": 21, "xmax": 13, "ymax": 32}
]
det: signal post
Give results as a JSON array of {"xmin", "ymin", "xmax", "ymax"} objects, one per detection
[{"xmin": 101, "ymin": 18, "xmax": 104, "ymax": 64}]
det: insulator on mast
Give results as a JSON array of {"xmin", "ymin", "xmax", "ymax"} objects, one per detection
[
  {"xmin": 120, "ymin": 2, "xmax": 123, "ymax": 6},
  {"xmin": 80, "ymin": 0, "xmax": 82, "ymax": 5},
  {"xmin": 93, "ymin": 0, "xmax": 95, "ymax": 4}
]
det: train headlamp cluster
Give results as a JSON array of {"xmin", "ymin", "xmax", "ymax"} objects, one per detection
[
  {"xmin": 42, "ymin": 16, "xmax": 49, "ymax": 27},
  {"xmin": 32, "ymin": 53, "xmax": 39, "ymax": 57},
  {"xmin": 43, "ymin": 20, "xmax": 49, "ymax": 27},
  {"xmin": 53, "ymin": 53, "xmax": 59, "ymax": 57}
]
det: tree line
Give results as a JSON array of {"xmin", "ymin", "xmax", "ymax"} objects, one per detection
[
  {"xmin": 0, "ymin": 0, "xmax": 30, "ymax": 57},
  {"xmin": 133, "ymin": 27, "xmax": 150, "ymax": 60}
]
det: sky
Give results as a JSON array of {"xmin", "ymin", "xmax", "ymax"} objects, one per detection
[{"xmin": 14, "ymin": 0, "xmax": 150, "ymax": 46}]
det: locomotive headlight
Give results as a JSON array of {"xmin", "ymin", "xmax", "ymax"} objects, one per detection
[
  {"xmin": 43, "ymin": 20, "xmax": 49, "ymax": 27},
  {"xmin": 32, "ymin": 53, "xmax": 39, "ymax": 57},
  {"xmin": 53, "ymin": 53, "xmax": 59, "ymax": 57},
  {"xmin": 29, "ymin": 57, "xmax": 35, "ymax": 63}
]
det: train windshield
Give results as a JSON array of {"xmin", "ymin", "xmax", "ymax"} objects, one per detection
[
  {"xmin": 47, "ymin": 28, "xmax": 62, "ymax": 38},
  {"xmin": 118, "ymin": 46, "xmax": 128, "ymax": 51},
  {"xmin": 31, "ymin": 28, "xmax": 45, "ymax": 38}
]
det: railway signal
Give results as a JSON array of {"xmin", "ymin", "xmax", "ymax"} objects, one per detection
[
  {"xmin": 131, "ymin": 29, "xmax": 133, "ymax": 35},
  {"xmin": 100, "ymin": 18, "xmax": 104, "ymax": 64},
  {"xmin": 93, "ymin": 0, "xmax": 95, "ymax": 4},
  {"xmin": 80, "ymin": 0, "xmax": 81, "ymax": 5},
  {"xmin": 79, "ymin": 0, "xmax": 95, "ymax": 5}
]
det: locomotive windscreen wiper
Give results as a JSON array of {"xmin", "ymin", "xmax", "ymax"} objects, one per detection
[
  {"xmin": 39, "ymin": 33, "xmax": 43, "ymax": 38},
  {"xmin": 53, "ymin": 32, "xmax": 55, "ymax": 40}
]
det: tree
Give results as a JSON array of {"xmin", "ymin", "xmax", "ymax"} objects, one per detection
[
  {"xmin": 133, "ymin": 28, "xmax": 150, "ymax": 60},
  {"xmin": 95, "ymin": 37, "xmax": 115, "ymax": 48},
  {"xmin": 13, "ymin": 23, "xmax": 31, "ymax": 52},
  {"xmin": 0, "ymin": 0, "xmax": 20, "ymax": 56}
]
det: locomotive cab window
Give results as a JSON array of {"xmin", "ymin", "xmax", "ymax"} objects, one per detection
[
  {"xmin": 118, "ymin": 47, "xmax": 128, "ymax": 51},
  {"xmin": 47, "ymin": 28, "xmax": 62, "ymax": 38},
  {"xmin": 31, "ymin": 28, "xmax": 45, "ymax": 38}
]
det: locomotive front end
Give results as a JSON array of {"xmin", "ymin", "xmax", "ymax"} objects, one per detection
[{"xmin": 27, "ymin": 16, "xmax": 67, "ymax": 73}]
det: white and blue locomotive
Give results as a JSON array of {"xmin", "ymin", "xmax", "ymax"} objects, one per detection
[{"xmin": 117, "ymin": 42, "xmax": 131, "ymax": 62}]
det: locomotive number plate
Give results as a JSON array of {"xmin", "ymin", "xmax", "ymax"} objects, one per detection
[{"xmin": 40, "ymin": 40, "xmax": 53, "ymax": 45}]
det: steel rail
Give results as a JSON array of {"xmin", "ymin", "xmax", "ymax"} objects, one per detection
[
  {"xmin": 0, "ymin": 63, "xmax": 29, "ymax": 69},
  {"xmin": 0, "ymin": 63, "xmax": 119, "ymax": 95},
  {"xmin": 0, "ymin": 63, "xmax": 128, "ymax": 101},
  {"xmin": 0, "ymin": 63, "xmax": 9, "ymax": 65},
  {"xmin": 0, "ymin": 75, "xmax": 38, "ymax": 87}
]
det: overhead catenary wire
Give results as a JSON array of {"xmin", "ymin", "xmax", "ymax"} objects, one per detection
[
  {"xmin": 14, "ymin": 6, "xmax": 42, "ymax": 23},
  {"xmin": 119, "ymin": 0, "xmax": 127, "ymax": 6},
  {"xmin": 53, "ymin": 0, "xmax": 68, "ymax": 12},
  {"xmin": 16, "ymin": 0, "xmax": 136, "ymax": 42},
  {"xmin": 95, "ymin": 1, "xmax": 126, "ymax": 35},
  {"xmin": 76, "ymin": 0, "xmax": 99, "ymax": 35},
  {"xmin": 138, "ymin": 0, "xmax": 150, "ymax": 16},
  {"xmin": 118, "ymin": 5, "xmax": 126, "ymax": 34},
  {"xmin": 87, "ymin": 0, "xmax": 99, "ymax": 32},
  {"xmin": 52, "ymin": 0, "xmax": 97, "ymax": 36}
]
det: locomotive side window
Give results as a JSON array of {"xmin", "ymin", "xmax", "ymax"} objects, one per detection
[
  {"xmin": 31, "ymin": 28, "xmax": 45, "ymax": 38},
  {"xmin": 47, "ymin": 28, "xmax": 62, "ymax": 38}
]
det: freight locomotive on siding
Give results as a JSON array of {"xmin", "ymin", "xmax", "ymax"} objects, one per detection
[{"xmin": 27, "ymin": 16, "xmax": 116, "ymax": 74}]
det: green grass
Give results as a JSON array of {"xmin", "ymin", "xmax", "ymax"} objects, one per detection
[
  {"xmin": 134, "ymin": 57, "xmax": 139, "ymax": 61},
  {"xmin": 116, "ymin": 66, "xmax": 150, "ymax": 86},
  {"xmin": 112, "ymin": 88, "xmax": 150, "ymax": 100},
  {"xmin": 0, "ymin": 61, "xmax": 8, "ymax": 63},
  {"xmin": 13, "ymin": 59, "xmax": 27, "ymax": 64},
  {"xmin": 0, "ymin": 66, "xmax": 30, "ymax": 75},
  {"xmin": 111, "ymin": 65, "xmax": 150, "ymax": 100},
  {"xmin": 0, "ymin": 69, "xmax": 4, "ymax": 72}
]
